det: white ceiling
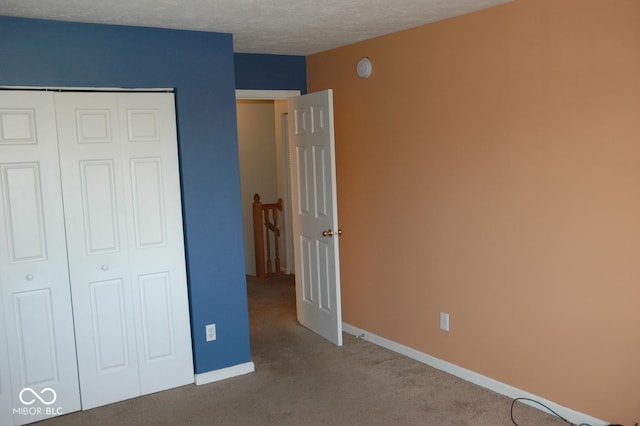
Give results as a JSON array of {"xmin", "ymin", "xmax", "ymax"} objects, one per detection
[{"xmin": 0, "ymin": 0, "xmax": 512, "ymax": 55}]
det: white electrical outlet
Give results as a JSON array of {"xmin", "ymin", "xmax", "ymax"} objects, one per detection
[
  {"xmin": 440, "ymin": 312, "xmax": 450, "ymax": 332},
  {"xmin": 206, "ymin": 324, "xmax": 216, "ymax": 342}
]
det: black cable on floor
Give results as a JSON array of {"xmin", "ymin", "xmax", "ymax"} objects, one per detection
[
  {"xmin": 510, "ymin": 397, "xmax": 633, "ymax": 426},
  {"xmin": 511, "ymin": 397, "xmax": 581, "ymax": 426}
]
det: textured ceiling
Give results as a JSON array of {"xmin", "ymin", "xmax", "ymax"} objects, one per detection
[{"xmin": 0, "ymin": 0, "xmax": 512, "ymax": 55}]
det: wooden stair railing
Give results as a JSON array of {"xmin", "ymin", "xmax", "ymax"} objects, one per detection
[{"xmin": 253, "ymin": 193, "xmax": 284, "ymax": 278}]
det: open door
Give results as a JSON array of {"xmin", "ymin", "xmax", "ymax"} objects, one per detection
[{"xmin": 288, "ymin": 89, "xmax": 342, "ymax": 346}]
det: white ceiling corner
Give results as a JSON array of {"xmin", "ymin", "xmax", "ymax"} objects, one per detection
[{"xmin": 0, "ymin": 0, "xmax": 513, "ymax": 55}]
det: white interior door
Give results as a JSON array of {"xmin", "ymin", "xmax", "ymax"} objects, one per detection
[
  {"xmin": 288, "ymin": 89, "xmax": 342, "ymax": 346},
  {"xmin": 55, "ymin": 92, "xmax": 193, "ymax": 409},
  {"xmin": 0, "ymin": 91, "xmax": 81, "ymax": 425}
]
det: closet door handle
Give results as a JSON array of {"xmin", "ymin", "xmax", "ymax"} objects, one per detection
[
  {"xmin": 101, "ymin": 264, "xmax": 109, "ymax": 271},
  {"xmin": 25, "ymin": 274, "xmax": 34, "ymax": 281}
]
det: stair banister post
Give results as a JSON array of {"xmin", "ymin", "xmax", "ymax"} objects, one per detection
[{"xmin": 253, "ymin": 193, "xmax": 266, "ymax": 277}]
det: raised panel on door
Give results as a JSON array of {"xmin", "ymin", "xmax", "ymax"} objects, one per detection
[
  {"xmin": 0, "ymin": 91, "xmax": 81, "ymax": 425},
  {"xmin": 13, "ymin": 290, "xmax": 58, "ymax": 385},
  {"xmin": 138, "ymin": 273, "xmax": 174, "ymax": 360},
  {"xmin": 118, "ymin": 93, "xmax": 193, "ymax": 393},
  {"xmin": 79, "ymin": 159, "xmax": 120, "ymax": 254},
  {"xmin": 130, "ymin": 158, "xmax": 165, "ymax": 248},
  {"xmin": 1, "ymin": 163, "xmax": 46, "ymax": 263},
  {"xmin": 89, "ymin": 279, "xmax": 130, "ymax": 372},
  {"xmin": 54, "ymin": 93, "xmax": 141, "ymax": 409}
]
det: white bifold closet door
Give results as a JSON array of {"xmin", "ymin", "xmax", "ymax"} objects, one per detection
[
  {"xmin": 0, "ymin": 92, "xmax": 81, "ymax": 426},
  {"xmin": 55, "ymin": 92, "xmax": 194, "ymax": 409},
  {"xmin": 0, "ymin": 90, "xmax": 194, "ymax": 425}
]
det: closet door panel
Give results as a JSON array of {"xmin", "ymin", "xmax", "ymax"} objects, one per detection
[
  {"xmin": 79, "ymin": 160, "xmax": 120, "ymax": 254},
  {"xmin": 55, "ymin": 93, "xmax": 140, "ymax": 410},
  {"xmin": 130, "ymin": 158, "xmax": 165, "ymax": 248},
  {"xmin": 56, "ymin": 92, "xmax": 193, "ymax": 408},
  {"xmin": 138, "ymin": 272, "xmax": 174, "ymax": 360},
  {"xmin": 0, "ymin": 91, "xmax": 80, "ymax": 425},
  {"xmin": 1, "ymin": 164, "xmax": 46, "ymax": 262},
  {"xmin": 89, "ymin": 279, "xmax": 130, "ymax": 371},
  {"xmin": 119, "ymin": 93, "xmax": 193, "ymax": 394}
]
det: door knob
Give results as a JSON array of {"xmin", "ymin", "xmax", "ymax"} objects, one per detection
[
  {"xmin": 322, "ymin": 229, "xmax": 343, "ymax": 237},
  {"xmin": 25, "ymin": 274, "xmax": 34, "ymax": 281},
  {"xmin": 101, "ymin": 264, "xmax": 109, "ymax": 271}
]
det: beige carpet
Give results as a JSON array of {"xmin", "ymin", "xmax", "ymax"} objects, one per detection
[{"xmin": 37, "ymin": 274, "xmax": 567, "ymax": 426}]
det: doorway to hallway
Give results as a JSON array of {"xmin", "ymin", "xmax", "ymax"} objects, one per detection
[{"xmin": 236, "ymin": 90, "xmax": 299, "ymax": 278}]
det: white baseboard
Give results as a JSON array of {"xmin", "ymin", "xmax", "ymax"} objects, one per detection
[
  {"xmin": 342, "ymin": 323, "xmax": 607, "ymax": 426},
  {"xmin": 194, "ymin": 361, "xmax": 255, "ymax": 386}
]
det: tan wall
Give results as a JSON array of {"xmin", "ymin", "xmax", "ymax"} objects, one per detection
[{"xmin": 307, "ymin": 0, "xmax": 640, "ymax": 423}]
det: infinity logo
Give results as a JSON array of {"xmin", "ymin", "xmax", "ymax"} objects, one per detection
[{"xmin": 19, "ymin": 387, "xmax": 57, "ymax": 406}]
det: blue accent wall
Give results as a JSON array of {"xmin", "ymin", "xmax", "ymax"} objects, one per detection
[
  {"xmin": 235, "ymin": 53, "xmax": 307, "ymax": 93},
  {"xmin": 0, "ymin": 16, "xmax": 250, "ymax": 374}
]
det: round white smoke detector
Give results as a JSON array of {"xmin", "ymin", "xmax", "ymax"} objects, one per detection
[{"xmin": 356, "ymin": 58, "xmax": 372, "ymax": 79}]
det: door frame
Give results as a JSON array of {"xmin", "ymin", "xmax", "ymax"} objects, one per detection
[{"xmin": 235, "ymin": 89, "xmax": 300, "ymax": 275}]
